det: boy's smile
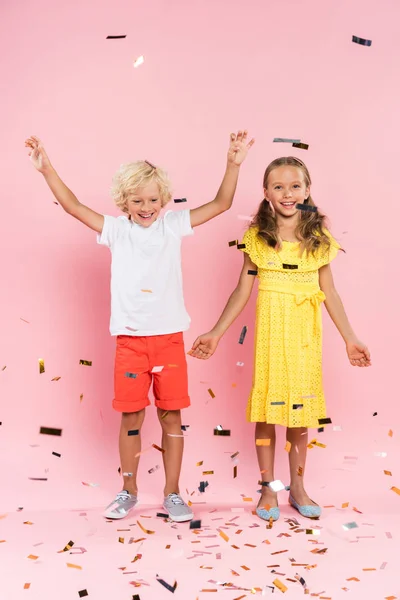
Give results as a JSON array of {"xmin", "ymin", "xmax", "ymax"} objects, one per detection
[{"xmin": 127, "ymin": 181, "xmax": 163, "ymax": 227}]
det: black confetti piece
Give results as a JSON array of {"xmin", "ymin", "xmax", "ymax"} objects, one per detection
[
  {"xmin": 156, "ymin": 512, "xmax": 169, "ymax": 518},
  {"xmin": 237, "ymin": 243, "xmax": 246, "ymax": 250},
  {"xmin": 125, "ymin": 372, "xmax": 137, "ymax": 379},
  {"xmin": 52, "ymin": 452, "xmax": 61, "ymax": 458},
  {"xmin": 373, "ymin": 412, "xmax": 378, "ymax": 416},
  {"xmin": 293, "ymin": 404, "xmax": 303, "ymax": 410},
  {"xmin": 292, "ymin": 142, "xmax": 309, "ymax": 150},
  {"xmin": 190, "ymin": 519, "xmax": 201, "ymax": 529},
  {"xmin": 317, "ymin": 427, "xmax": 324, "ymax": 433},
  {"xmin": 132, "ymin": 595, "xmax": 141, "ymax": 600},
  {"xmin": 28, "ymin": 477, "xmax": 48, "ymax": 481},
  {"xmin": 181, "ymin": 425, "xmax": 190, "ymax": 431},
  {"xmin": 156, "ymin": 578, "xmax": 177, "ymax": 593},
  {"xmin": 296, "ymin": 203, "xmax": 317, "ymax": 213},
  {"xmin": 79, "ymin": 359, "xmax": 92, "ymax": 366},
  {"xmin": 106, "ymin": 35, "xmax": 126, "ymax": 39},
  {"xmin": 228, "ymin": 240, "xmax": 238, "ymax": 247},
  {"xmin": 271, "ymin": 401, "xmax": 285, "ymax": 406},
  {"xmin": 213, "ymin": 428, "xmax": 231, "ymax": 436},
  {"xmin": 238, "ymin": 326, "xmax": 247, "ymax": 345},
  {"xmin": 40, "ymin": 426, "xmax": 62, "ymax": 436},
  {"xmin": 247, "ymin": 269, "xmax": 258, "ymax": 275},
  {"xmin": 352, "ymin": 35, "xmax": 372, "ymax": 47},
  {"xmin": 174, "ymin": 198, "xmax": 187, "ymax": 203},
  {"xmin": 199, "ymin": 481, "xmax": 209, "ymax": 493},
  {"xmin": 282, "ymin": 264, "xmax": 298, "ymax": 270},
  {"xmin": 128, "ymin": 429, "xmax": 139, "ymax": 436},
  {"xmin": 318, "ymin": 417, "xmax": 332, "ymax": 425},
  {"xmin": 78, "ymin": 591, "xmax": 88, "ymax": 598}
]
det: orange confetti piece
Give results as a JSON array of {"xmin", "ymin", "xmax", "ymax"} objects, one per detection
[
  {"xmin": 342, "ymin": 502, "xmax": 349, "ymax": 508},
  {"xmin": 391, "ymin": 486, "xmax": 400, "ymax": 495},
  {"xmin": 152, "ymin": 444, "xmax": 165, "ymax": 453},
  {"xmin": 297, "ymin": 466, "xmax": 303, "ymax": 476},
  {"xmin": 219, "ymin": 530, "xmax": 229, "ymax": 542},
  {"xmin": 137, "ymin": 520, "xmax": 155, "ymax": 535},
  {"xmin": 346, "ymin": 577, "xmax": 360, "ymax": 582},
  {"xmin": 362, "ymin": 568, "xmax": 376, "ymax": 571},
  {"xmin": 384, "ymin": 470, "xmax": 392, "ymax": 476},
  {"xmin": 207, "ymin": 388, "xmax": 215, "ymax": 398},
  {"xmin": 141, "ymin": 289, "xmax": 152, "ymax": 293},
  {"xmin": 24, "ymin": 583, "xmax": 31, "ymax": 589},
  {"xmin": 203, "ymin": 471, "xmax": 214, "ymax": 475},
  {"xmin": 118, "ymin": 537, "xmax": 124, "ymax": 543},
  {"xmin": 51, "ymin": 376, "xmax": 61, "ymax": 381},
  {"xmin": 273, "ymin": 578, "xmax": 288, "ymax": 593},
  {"xmin": 23, "ymin": 521, "xmax": 34, "ymax": 525},
  {"xmin": 241, "ymin": 565, "xmax": 250, "ymax": 570},
  {"xmin": 27, "ymin": 555, "xmax": 38, "ymax": 560},
  {"xmin": 67, "ymin": 563, "xmax": 82, "ymax": 570},
  {"xmin": 242, "ymin": 497, "xmax": 253, "ymax": 502},
  {"xmin": 284, "ymin": 441, "xmax": 292, "ymax": 452},
  {"xmin": 196, "ymin": 461, "xmax": 203, "ymax": 466},
  {"xmin": 388, "ymin": 429, "xmax": 393, "ymax": 437},
  {"xmin": 256, "ymin": 438, "xmax": 270, "ymax": 446}
]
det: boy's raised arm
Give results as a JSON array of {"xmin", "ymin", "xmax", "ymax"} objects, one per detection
[
  {"xmin": 25, "ymin": 136, "xmax": 104, "ymax": 234},
  {"xmin": 190, "ymin": 130, "xmax": 254, "ymax": 228}
]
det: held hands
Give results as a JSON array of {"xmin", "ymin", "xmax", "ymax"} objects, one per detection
[
  {"xmin": 25, "ymin": 136, "xmax": 52, "ymax": 173},
  {"xmin": 346, "ymin": 338, "xmax": 371, "ymax": 367},
  {"xmin": 227, "ymin": 130, "xmax": 255, "ymax": 166},
  {"xmin": 188, "ymin": 331, "xmax": 221, "ymax": 360}
]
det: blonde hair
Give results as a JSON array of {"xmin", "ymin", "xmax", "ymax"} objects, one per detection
[{"xmin": 111, "ymin": 160, "xmax": 172, "ymax": 214}]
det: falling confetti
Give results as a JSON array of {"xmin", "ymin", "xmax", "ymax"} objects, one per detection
[
  {"xmin": 352, "ymin": 35, "xmax": 372, "ymax": 46},
  {"xmin": 40, "ymin": 426, "xmax": 62, "ymax": 436},
  {"xmin": 79, "ymin": 360, "xmax": 92, "ymax": 366},
  {"xmin": 38, "ymin": 358, "xmax": 45, "ymax": 374},
  {"xmin": 238, "ymin": 326, "xmax": 247, "ymax": 344},
  {"xmin": 133, "ymin": 55, "xmax": 144, "ymax": 68}
]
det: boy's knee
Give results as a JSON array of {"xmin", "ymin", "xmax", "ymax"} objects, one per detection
[
  {"xmin": 157, "ymin": 408, "xmax": 181, "ymax": 427},
  {"xmin": 121, "ymin": 409, "xmax": 145, "ymax": 428}
]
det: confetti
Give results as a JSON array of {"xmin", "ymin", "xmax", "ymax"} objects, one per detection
[
  {"xmin": 273, "ymin": 578, "xmax": 288, "ymax": 593},
  {"xmin": 293, "ymin": 404, "xmax": 303, "ymax": 410},
  {"xmin": 78, "ymin": 591, "xmax": 88, "ymax": 598},
  {"xmin": 190, "ymin": 520, "xmax": 201, "ymax": 529},
  {"xmin": 296, "ymin": 203, "xmax": 316, "ymax": 212},
  {"xmin": 384, "ymin": 470, "xmax": 392, "ymax": 476},
  {"xmin": 208, "ymin": 388, "xmax": 215, "ymax": 399},
  {"xmin": 106, "ymin": 34, "xmax": 126, "ymax": 39},
  {"xmin": 292, "ymin": 142, "xmax": 309, "ymax": 150},
  {"xmin": 27, "ymin": 555, "xmax": 39, "ymax": 560},
  {"xmin": 203, "ymin": 471, "xmax": 214, "ymax": 475},
  {"xmin": 388, "ymin": 429, "xmax": 393, "ymax": 437},
  {"xmin": 59, "ymin": 540, "xmax": 74, "ymax": 552},
  {"xmin": 167, "ymin": 433, "xmax": 185, "ymax": 438},
  {"xmin": 268, "ymin": 480, "xmax": 286, "ymax": 492},
  {"xmin": 237, "ymin": 243, "xmax": 246, "ymax": 250},
  {"xmin": 228, "ymin": 240, "xmax": 238, "ymax": 247},
  {"xmin": 256, "ymin": 438, "xmax": 271, "ymax": 446},
  {"xmin": 51, "ymin": 376, "xmax": 61, "ymax": 381},
  {"xmin": 352, "ymin": 35, "xmax": 372, "ymax": 46},
  {"xmin": 248, "ymin": 269, "xmax": 258, "ymax": 276},
  {"xmin": 196, "ymin": 461, "xmax": 203, "ymax": 467},
  {"xmin": 343, "ymin": 521, "xmax": 358, "ymax": 530},
  {"xmin": 271, "ymin": 401, "xmax": 285, "ymax": 405},
  {"xmin": 213, "ymin": 428, "xmax": 230, "ymax": 436},
  {"xmin": 38, "ymin": 358, "xmax": 45, "ymax": 374},
  {"xmin": 125, "ymin": 372, "xmax": 138, "ymax": 379},
  {"xmin": 284, "ymin": 441, "xmax": 292, "ymax": 452},
  {"xmin": 151, "ymin": 366, "xmax": 164, "ymax": 373},
  {"xmin": 219, "ymin": 530, "xmax": 229, "ymax": 542},
  {"xmin": 238, "ymin": 326, "xmax": 247, "ymax": 344},
  {"xmin": 236, "ymin": 362, "xmax": 244, "ymax": 367},
  {"xmin": 156, "ymin": 578, "xmax": 177, "ymax": 593},
  {"xmin": 137, "ymin": 520, "xmax": 155, "ymax": 535},
  {"xmin": 174, "ymin": 198, "xmax": 187, "ymax": 203},
  {"xmin": 390, "ymin": 486, "xmax": 400, "ymax": 495},
  {"xmin": 152, "ymin": 444, "xmax": 165, "ymax": 453},
  {"xmin": 156, "ymin": 512, "xmax": 169, "ymax": 518},
  {"xmin": 318, "ymin": 418, "xmax": 332, "ymax": 425},
  {"xmin": 128, "ymin": 430, "xmax": 139, "ymax": 436},
  {"xmin": 199, "ymin": 481, "xmax": 209, "ymax": 493},
  {"xmin": 28, "ymin": 477, "xmax": 48, "ymax": 481},
  {"xmin": 141, "ymin": 289, "xmax": 152, "ymax": 293},
  {"xmin": 23, "ymin": 584, "xmax": 31, "ymax": 589},
  {"xmin": 233, "ymin": 465, "xmax": 238, "ymax": 478},
  {"xmin": 67, "ymin": 563, "xmax": 82, "ymax": 570},
  {"xmin": 148, "ymin": 465, "xmax": 160, "ymax": 474},
  {"xmin": 119, "ymin": 537, "xmax": 124, "ymax": 543},
  {"xmin": 40, "ymin": 427, "xmax": 62, "ymax": 436},
  {"xmin": 297, "ymin": 466, "xmax": 303, "ymax": 476},
  {"xmin": 273, "ymin": 137, "xmax": 301, "ymax": 143},
  {"xmin": 133, "ymin": 55, "xmax": 144, "ymax": 68},
  {"xmin": 79, "ymin": 360, "xmax": 92, "ymax": 366}
]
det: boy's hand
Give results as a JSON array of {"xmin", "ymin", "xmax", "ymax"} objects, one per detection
[
  {"xmin": 227, "ymin": 130, "xmax": 255, "ymax": 166},
  {"xmin": 188, "ymin": 331, "xmax": 221, "ymax": 360},
  {"xmin": 346, "ymin": 339, "xmax": 371, "ymax": 367},
  {"xmin": 25, "ymin": 136, "xmax": 52, "ymax": 173}
]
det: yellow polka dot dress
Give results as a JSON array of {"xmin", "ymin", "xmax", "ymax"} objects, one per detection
[{"xmin": 240, "ymin": 227, "xmax": 340, "ymax": 429}]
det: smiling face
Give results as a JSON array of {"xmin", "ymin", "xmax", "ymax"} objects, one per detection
[
  {"xmin": 126, "ymin": 181, "xmax": 163, "ymax": 227},
  {"xmin": 264, "ymin": 165, "xmax": 310, "ymax": 220}
]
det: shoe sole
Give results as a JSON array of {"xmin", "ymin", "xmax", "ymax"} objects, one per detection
[{"xmin": 163, "ymin": 511, "xmax": 194, "ymax": 523}]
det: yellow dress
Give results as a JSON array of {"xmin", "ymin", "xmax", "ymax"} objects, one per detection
[{"xmin": 240, "ymin": 227, "xmax": 340, "ymax": 428}]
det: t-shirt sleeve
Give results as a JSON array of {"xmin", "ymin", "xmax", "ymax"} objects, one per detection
[
  {"xmin": 164, "ymin": 209, "xmax": 194, "ymax": 238},
  {"xmin": 97, "ymin": 215, "xmax": 123, "ymax": 248}
]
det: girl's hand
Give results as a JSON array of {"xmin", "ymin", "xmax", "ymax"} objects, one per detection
[
  {"xmin": 227, "ymin": 130, "xmax": 255, "ymax": 166},
  {"xmin": 25, "ymin": 136, "xmax": 52, "ymax": 173},
  {"xmin": 346, "ymin": 339, "xmax": 371, "ymax": 367},
  {"xmin": 188, "ymin": 331, "xmax": 221, "ymax": 360}
]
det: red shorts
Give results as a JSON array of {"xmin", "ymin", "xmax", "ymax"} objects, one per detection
[{"xmin": 113, "ymin": 332, "xmax": 190, "ymax": 413}]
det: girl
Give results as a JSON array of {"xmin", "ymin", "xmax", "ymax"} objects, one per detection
[{"xmin": 189, "ymin": 156, "xmax": 371, "ymax": 521}]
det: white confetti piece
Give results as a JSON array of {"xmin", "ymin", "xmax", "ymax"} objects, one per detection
[
  {"xmin": 133, "ymin": 55, "xmax": 144, "ymax": 68},
  {"xmin": 151, "ymin": 366, "xmax": 164, "ymax": 373}
]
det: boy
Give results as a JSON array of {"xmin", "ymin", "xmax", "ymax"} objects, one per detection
[{"xmin": 25, "ymin": 131, "xmax": 254, "ymax": 521}]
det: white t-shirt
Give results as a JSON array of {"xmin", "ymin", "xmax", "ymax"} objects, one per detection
[{"xmin": 97, "ymin": 209, "xmax": 194, "ymax": 336}]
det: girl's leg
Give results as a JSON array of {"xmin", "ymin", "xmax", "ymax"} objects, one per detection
[
  {"xmin": 255, "ymin": 422, "xmax": 278, "ymax": 508},
  {"xmin": 157, "ymin": 408, "xmax": 184, "ymax": 497},
  {"xmin": 286, "ymin": 427, "xmax": 318, "ymax": 505},
  {"xmin": 119, "ymin": 409, "xmax": 146, "ymax": 495}
]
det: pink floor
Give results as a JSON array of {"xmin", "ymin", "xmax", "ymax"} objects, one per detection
[{"xmin": 1, "ymin": 489, "xmax": 398, "ymax": 600}]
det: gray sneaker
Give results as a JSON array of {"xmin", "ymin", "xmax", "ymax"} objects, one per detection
[
  {"xmin": 163, "ymin": 493, "xmax": 193, "ymax": 522},
  {"xmin": 103, "ymin": 490, "xmax": 138, "ymax": 519}
]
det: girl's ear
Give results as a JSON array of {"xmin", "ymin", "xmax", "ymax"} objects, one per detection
[{"xmin": 263, "ymin": 187, "xmax": 269, "ymax": 201}]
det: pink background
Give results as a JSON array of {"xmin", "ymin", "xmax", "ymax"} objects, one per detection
[{"xmin": 1, "ymin": 0, "xmax": 399, "ymax": 524}]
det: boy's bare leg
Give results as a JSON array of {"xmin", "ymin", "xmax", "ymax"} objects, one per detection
[
  {"xmin": 286, "ymin": 426, "xmax": 316, "ymax": 505},
  {"xmin": 255, "ymin": 422, "xmax": 278, "ymax": 508},
  {"xmin": 157, "ymin": 408, "xmax": 183, "ymax": 496},
  {"xmin": 119, "ymin": 409, "xmax": 146, "ymax": 495}
]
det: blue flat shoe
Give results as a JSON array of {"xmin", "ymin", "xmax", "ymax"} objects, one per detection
[
  {"xmin": 289, "ymin": 493, "xmax": 321, "ymax": 519},
  {"xmin": 256, "ymin": 505, "xmax": 280, "ymax": 521}
]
